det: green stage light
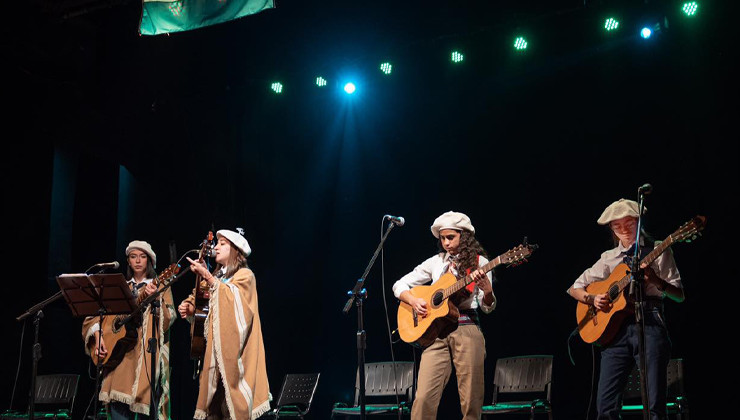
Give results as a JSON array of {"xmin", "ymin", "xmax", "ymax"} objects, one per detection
[
  {"xmin": 271, "ymin": 82, "xmax": 283, "ymax": 94},
  {"xmin": 380, "ymin": 62, "xmax": 392, "ymax": 75},
  {"xmin": 316, "ymin": 77, "xmax": 327, "ymax": 87},
  {"xmin": 451, "ymin": 51, "xmax": 464, "ymax": 63},
  {"xmin": 514, "ymin": 36, "xmax": 528, "ymax": 51},
  {"xmin": 604, "ymin": 17, "xmax": 620, "ymax": 31},
  {"xmin": 682, "ymin": 2, "xmax": 698, "ymax": 17}
]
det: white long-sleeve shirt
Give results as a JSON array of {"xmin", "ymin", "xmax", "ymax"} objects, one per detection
[
  {"xmin": 393, "ymin": 252, "xmax": 497, "ymax": 313},
  {"xmin": 568, "ymin": 240, "xmax": 682, "ymax": 298}
]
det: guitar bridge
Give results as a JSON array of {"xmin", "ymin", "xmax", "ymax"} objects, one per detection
[{"xmin": 412, "ymin": 309, "xmax": 418, "ymax": 327}]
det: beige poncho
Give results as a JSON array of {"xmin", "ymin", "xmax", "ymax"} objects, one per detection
[
  {"xmin": 82, "ymin": 282, "xmax": 175, "ymax": 419},
  {"xmin": 187, "ymin": 267, "xmax": 271, "ymax": 420}
]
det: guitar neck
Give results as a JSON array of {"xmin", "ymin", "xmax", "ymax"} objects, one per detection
[
  {"xmin": 443, "ymin": 256, "xmax": 500, "ymax": 299},
  {"xmin": 640, "ymin": 236, "xmax": 674, "ymax": 267},
  {"xmin": 614, "ymin": 236, "xmax": 676, "ymax": 292}
]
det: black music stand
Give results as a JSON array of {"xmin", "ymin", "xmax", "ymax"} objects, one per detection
[{"xmin": 56, "ymin": 273, "xmax": 134, "ymax": 420}]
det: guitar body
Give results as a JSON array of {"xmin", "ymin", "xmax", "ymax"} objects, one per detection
[
  {"xmin": 190, "ymin": 278, "xmax": 210, "ymax": 359},
  {"xmin": 89, "ymin": 314, "xmax": 140, "ymax": 370},
  {"xmin": 397, "ymin": 272, "xmax": 462, "ymax": 348},
  {"xmin": 576, "ymin": 263, "xmax": 632, "ymax": 346},
  {"xmin": 87, "ymin": 263, "xmax": 178, "ymax": 370}
]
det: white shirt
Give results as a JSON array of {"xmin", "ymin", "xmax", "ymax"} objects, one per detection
[
  {"xmin": 569, "ymin": 240, "xmax": 682, "ymax": 298},
  {"xmin": 393, "ymin": 252, "xmax": 496, "ymax": 313}
]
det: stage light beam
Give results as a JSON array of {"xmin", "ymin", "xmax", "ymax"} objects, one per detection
[{"xmin": 343, "ymin": 82, "xmax": 356, "ymax": 94}]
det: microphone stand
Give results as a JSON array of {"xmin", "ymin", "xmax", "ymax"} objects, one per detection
[
  {"xmin": 628, "ymin": 188, "xmax": 650, "ymax": 420},
  {"xmin": 15, "ymin": 265, "xmax": 109, "ymax": 420},
  {"xmin": 116, "ymin": 266, "xmax": 190, "ymax": 420},
  {"xmin": 342, "ymin": 220, "xmax": 398, "ymax": 420}
]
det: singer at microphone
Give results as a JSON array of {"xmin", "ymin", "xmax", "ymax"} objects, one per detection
[{"xmin": 384, "ymin": 215, "xmax": 405, "ymax": 226}]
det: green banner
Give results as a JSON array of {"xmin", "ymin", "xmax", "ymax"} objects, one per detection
[{"xmin": 140, "ymin": 0, "xmax": 274, "ymax": 36}]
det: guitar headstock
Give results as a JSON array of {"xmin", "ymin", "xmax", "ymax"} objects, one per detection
[
  {"xmin": 673, "ymin": 215, "xmax": 706, "ymax": 243},
  {"xmin": 199, "ymin": 231, "xmax": 214, "ymax": 260},
  {"xmin": 157, "ymin": 263, "xmax": 181, "ymax": 283},
  {"xmin": 500, "ymin": 237, "xmax": 539, "ymax": 267}
]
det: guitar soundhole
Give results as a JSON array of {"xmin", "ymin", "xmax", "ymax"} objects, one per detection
[
  {"xmin": 608, "ymin": 284, "xmax": 620, "ymax": 301},
  {"xmin": 432, "ymin": 291, "xmax": 444, "ymax": 306}
]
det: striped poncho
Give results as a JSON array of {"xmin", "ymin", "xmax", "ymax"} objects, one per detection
[{"xmin": 190, "ymin": 267, "xmax": 271, "ymax": 419}]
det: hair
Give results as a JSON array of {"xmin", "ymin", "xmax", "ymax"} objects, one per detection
[
  {"xmin": 438, "ymin": 230, "xmax": 489, "ymax": 274},
  {"xmin": 213, "ymin": 240, "xmax": 249, "ymax": 279},
  {"xmin": 126, "ymin": 257, "xmax": 157, "ymax": 280}
]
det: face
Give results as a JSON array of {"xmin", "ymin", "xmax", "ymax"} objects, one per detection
[
  {"xmin": 439, "ymin": 229, "xmax": 462, "ymax": 255},
  {"xmin": 213, "ymin": 236, "xmax": 232, "ymax": 265},
  {"xmin": 610, "ymin": 216, "xmax": 638, "ymax": 247},
  {"xmin": 127, "ymin": 250, "xmax": 149, "ymax": 276}
]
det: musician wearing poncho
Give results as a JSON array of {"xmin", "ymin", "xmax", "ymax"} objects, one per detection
[
  {"xmin": 179, "ymin": 229, "xmax": 271, "ymax": 420},
  {"xmin": 82, "ymin": 240, "xmax": 175, "ymax": 420}
]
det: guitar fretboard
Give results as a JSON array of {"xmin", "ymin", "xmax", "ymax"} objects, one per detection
[
  {"xmin": 442, "ymin": 256, "xmax": 501, "ymax": 299},
  {"xmin": 614, "ymin": 236, "xmax": 676, "ymax": 293}
]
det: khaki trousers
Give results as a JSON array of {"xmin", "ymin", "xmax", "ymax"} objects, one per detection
[{"xmin": 411, "ymin": 324, "xmax": 486, "ymax": 420}]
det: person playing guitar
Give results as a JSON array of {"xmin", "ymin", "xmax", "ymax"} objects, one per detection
[
  {"xmin": 392, "ymin": 211, "xmax": 496, "ymax": 420},
  {"xmin": 567, "ymin": 198, "xmax": 685, "ymax": 420},
  {"xmin": 81, "ymin": 240, "xmax": 176, "ymax": 420}
]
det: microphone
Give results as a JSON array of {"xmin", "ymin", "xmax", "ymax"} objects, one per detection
[
  {"xmin": 384, "ymin": 215, "xmax": 405, "ymax": 226},
  {"xmin": 93, "ymin": 261, "xmax": 120, "ymax": 270},
  {"xmin": 206, "ymin": 245, "xmax": 217, "ymax": 258},
  {"xmin": 638, "ymin": 183, "xmax": 653, "ymax": 195}
]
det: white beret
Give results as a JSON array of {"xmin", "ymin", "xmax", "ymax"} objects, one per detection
[
  {"xmin": 430, "ymin": 211, "xmax": 475, "ymax": 238},
  {"xmin": 126, "ymin": 240, "xmax": 157, "ymax": 268},
  {"xmin": 217, "ymin": 228, "xmax": 251, "ymax": 257},
  {"xmin": 597, "ymin": 199, "xmax": 647, "ymax": 225}
]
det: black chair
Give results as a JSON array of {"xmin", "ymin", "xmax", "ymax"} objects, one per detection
[
  {"xmin": 331, "ymin": 361, "xmax": 415, "ymax": 418},
  {"xmin": 0, "ymin": 374, "xmax": 80, "ymax": 419},
  {"xmin": 481, "ymin": 355, "xmax": 553, "ymax": 420},
  {"xmin": 620, "ymin": 358, "xmax": 689, "ymax": 419},
  {"xmin": 264, "ymin": 373, "xmax": 321, "ymax": 419}
]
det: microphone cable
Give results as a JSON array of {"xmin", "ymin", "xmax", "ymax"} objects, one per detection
[{"xmin": 8, "ymin": 320, "xmax": 26, "ymax": 414}]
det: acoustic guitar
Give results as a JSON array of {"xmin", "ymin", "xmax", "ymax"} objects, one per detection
[
  {"xmin": 190, "ymin": 231, "xmax": 214, "ymax": 367},
  {"xmin": 575, "ymin": 215, "xmax": 706, "ymax": 346},
  {"xmin": 397, "ymin": 241, "xmax": 537, "ymax": 347},
  {"xmin": 88, "ymin": 263, "xmax": 180, "ymax": 369}
]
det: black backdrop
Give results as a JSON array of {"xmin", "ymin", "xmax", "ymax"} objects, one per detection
[{"xmin": 3, "ymin": 1, "xmax": 734, "ymax": 419}]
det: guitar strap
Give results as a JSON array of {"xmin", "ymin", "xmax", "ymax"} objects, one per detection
[{"xmin": 463, "ymin": 255, "xmax": 480, "ymax": 293}]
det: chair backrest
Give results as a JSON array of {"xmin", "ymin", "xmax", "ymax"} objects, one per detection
[
  {"xmin": 622, "ymin": 358, "xmax": 685, "ymax": 402},
  {"xmin": 34, "ymin": 374, "xmax": 79, "ymax": 411},
  {"xmin": 492, "ymin": 355, "xmax": 553, "ymax": 403},
  {"xmin": 274, "ymin": 373, "xmax": 320, "ymax": 414},
  {"xmin": 354, "ymin": 362, "xmax": 415, "ymax": 405}
]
